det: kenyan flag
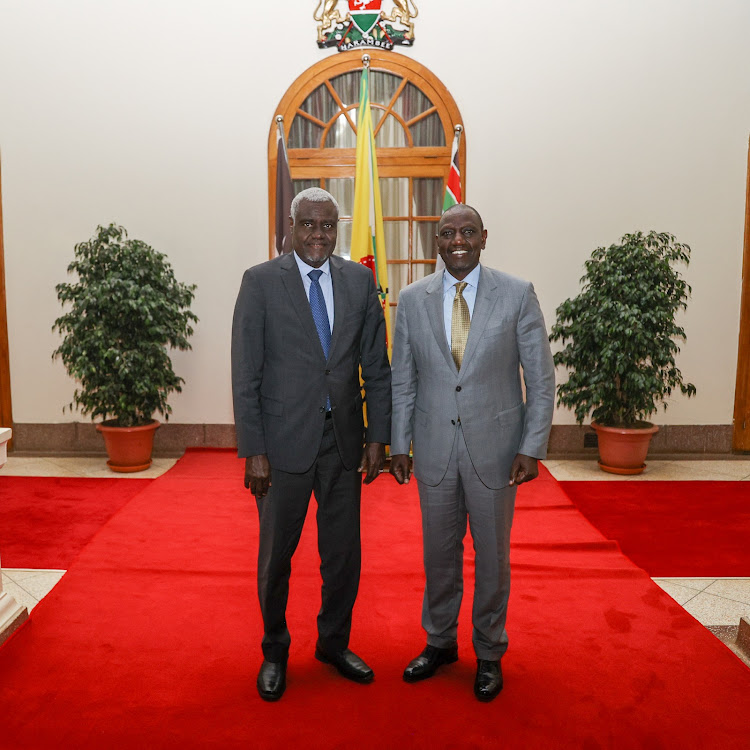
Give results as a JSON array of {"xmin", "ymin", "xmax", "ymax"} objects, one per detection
[{"xmin": 443, "ymin": 128, "xmax": 462, "ymax": 211}]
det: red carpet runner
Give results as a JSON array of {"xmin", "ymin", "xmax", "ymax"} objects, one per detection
[
  {"xmin": 0, "ymin": 477, "xmax": 151, "ymax": 569},
  {"xmin": 560, "ymin": 481, "xmax": 750, "ymax": 576},
  {"xmin": 0, "ymin": 451, "xmax": 749, "ymax": 748}
]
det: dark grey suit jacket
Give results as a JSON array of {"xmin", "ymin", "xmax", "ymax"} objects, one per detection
[{"xmin": 232, "ymin": 252, "xmax": 391, "ymax": 473}]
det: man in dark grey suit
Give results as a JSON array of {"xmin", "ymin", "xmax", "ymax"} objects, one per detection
[
  {"xmin": 232, "ymin": 187, "xmax": 391, "ymax": 701},
  {"xmin": 390, "ymin": 204, "xmax": 554, "ymax": 702}
]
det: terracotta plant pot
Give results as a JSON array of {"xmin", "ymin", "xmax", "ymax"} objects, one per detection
[
  {"xmin": 591, "ymin": 422, "xmax": 659, "ymax": 475},
  {"xmin": 96, "ymin": 420, "xmax": 160, "ymax": 473}
]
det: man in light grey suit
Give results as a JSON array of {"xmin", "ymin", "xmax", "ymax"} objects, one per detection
[
  {"xmin": 390, "ymin": 203, "xmax": 554, "ymax": 701},
  {"xmin": 232, "ymin": 188, "xmax": 391, "ymax": 701}
]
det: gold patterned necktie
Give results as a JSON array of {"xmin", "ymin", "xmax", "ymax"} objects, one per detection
[{"xmin": 451, "ymin": 281, "xmax": 470, "ymax": 370}]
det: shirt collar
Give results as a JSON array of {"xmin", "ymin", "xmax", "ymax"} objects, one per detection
[
  {"xmin": 443, "ymin": 263, "xmax": 481, "ymax": 293},
  {"xmin": 293, "ymin": 251, "xmax": 331, "ymax": 278}
]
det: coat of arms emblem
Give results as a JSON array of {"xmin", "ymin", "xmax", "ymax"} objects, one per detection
[{"xmin": 314, "ymin": 0, "xmax": 418, "ymax": 51}]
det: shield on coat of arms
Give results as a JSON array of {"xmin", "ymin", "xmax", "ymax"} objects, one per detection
[{"xmin": 348, "ymin": 0, "xmax": 382, "ymax": 35}]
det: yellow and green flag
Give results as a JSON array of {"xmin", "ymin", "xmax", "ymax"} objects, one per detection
[{"xmin": 350, "ymin": 64, "xmax": 391, "ymax": 353}]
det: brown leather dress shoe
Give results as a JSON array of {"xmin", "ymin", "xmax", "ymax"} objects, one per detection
[
  {"xmin": 257, "ymin": 659, "xmax": 286, "ymax": 701},
  {"xmin": 315, "ymin": 647, "xmax": 374, "ymax": 683},
  {"xmin": 474, "ymin": 659, "xmax": 503, "ymax": 702},
  {"xmin": 403, "ymin": 644, "xmax": 459, "ymax": 683}
]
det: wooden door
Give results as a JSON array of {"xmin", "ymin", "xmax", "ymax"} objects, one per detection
[
  {"xmin": 733, "ymin": 136, "xmax": 750, "ymax": 451},
  {"xmin": 0, "ymin": 156, "xmax": 13, "ymax": 440}
]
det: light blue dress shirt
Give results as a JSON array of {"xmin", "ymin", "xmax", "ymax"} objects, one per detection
[
  {"xmin": 294, "ymin": 251, "xmax": 334, "ymax": 333},
  {"xmin": 442, "ymin": 264, "xmax": 480, "ymax": 347}
]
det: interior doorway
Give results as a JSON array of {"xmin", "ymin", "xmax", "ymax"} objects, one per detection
[
  {"xmin": 733, "ymin": 135, "xmax": 750, "ymax": 452},
  {"xmin": 0, "ymin": 155, "xmax": 13, "ymax": 438},
  {"xmin": 268, "ymin": 50, "xmax": 464, "ymax": 326}
]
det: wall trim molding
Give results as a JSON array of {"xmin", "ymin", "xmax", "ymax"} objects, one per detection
[{"xmin": 7, "ymin": 423, "xmax": 741, "ymax": 459}]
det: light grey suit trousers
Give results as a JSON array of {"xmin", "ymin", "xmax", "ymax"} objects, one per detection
[
  {"xmin": 391, "ymin": 264, "xmax": 555, "ymax": 659},
  {"xmin": 418, "ymin": 424, "xmax": 516, "ymax": 660}
]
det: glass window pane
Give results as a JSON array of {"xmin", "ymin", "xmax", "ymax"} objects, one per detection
[
  {"xmin": 387, "ymin": 262, "xmax": 436, "ymax": 303},
  {"xmin": 387, "ymin": 263, "xmax": 409, "ymax": 302},
  {"xmin": 336, "ymin": 220, "xmax": 352, "ymax": 260},
  {"xmin": 327, "ymin": 179, "xmax": 355, "ymax": 217},
  {"xmin": 412, "ymin": 179, "xmax": 443, "ymax": 217},
  {"xmin": 385, "ymin": 305, "xmax": 394, "ymax": 336},
  {"xmin": 325, "ymin": 112, "xmax": 357, "ymax": 148},
  {"xmin": 370, "ymin": 71, "xmax": 402, "ymax": 108},
  {"xmin": 330, "ymin": 71, "xmax": 360, "ymax": 107},
  {"xmin": 411, "ymin": 112, "xmax": 445, "ymax": 147},
  {"xmin": 384, "ymin": 221, "xmax": 409, "ymax": 262},
  {"xmin": 289, "ymin": 116, "xmax": 324, "ymax": 149},
  {"xmin": 393, "ymin": 81, "xmax": 433, "ymax": 121},
  {"xmin": 380, "ymin": 178, "xmax": 409, "ymax": 217},
  {"xmin": 375, "ymin": 113, "xmax": 407, "ymax": 147},
  {"xmin": 413, "ymin": 262, "xmax": 437, "ymax": 282},
  {"xmin": 414, "ymin": 220, "xmax": 438, "ymax": 260},
  {"xmin": 293, "ymin": 179, "xmax": 319, "ymax": 193},
  {"xmin": 299, "ymin": 84, "xmax": 339, "ymax": 124}
]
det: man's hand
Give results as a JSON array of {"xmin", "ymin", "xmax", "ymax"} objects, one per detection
[
  {"xmin": 245, "ymin": 454, "xmax": 271, "ymax": 498},
  {"xmin": 389, "ymin": 453, "xmax": 411, "ymax": 485},
  {"xmin": 358, "ymin": 442, "xmax": 385, "ymax": 484},
  {"xmin": 509, "ymin": 454, "xmax": 538, "ymax": 486}
]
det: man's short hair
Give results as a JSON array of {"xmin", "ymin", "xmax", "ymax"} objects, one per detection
[
  {"xmin": 290, "ymin": 188, "xmax": 340, "ymax": 221},
  {"xmin": 440, "ymin": 203, "xmax": 484, "ymax": 231}
]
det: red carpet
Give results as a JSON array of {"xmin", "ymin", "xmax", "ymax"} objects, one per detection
[
  {"xmin": 560, "ymin": 481, "xmax": 750, "ymax": 576},
  {"xmin": 0, "ymin": 477, "xmax": 151, "ymax": 568},
  {"xmin": 0, "ymin": 452, "xmax": 749, "ymax": 748}
]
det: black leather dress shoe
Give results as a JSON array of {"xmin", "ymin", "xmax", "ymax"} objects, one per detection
[
  {"xmin": 257, "ymin": 659, "xmax": 286, "ymax": 701},
  {"xmin": 403, "ymin": 644, "xmax": 459, "ymax": 683},
  {"xmin": 315, "ymin": 647, "xmax": 374, "ymax": 683},
  {"xmin": 474, "ymin": 659, "xmax": 503, "ymax": 702}
]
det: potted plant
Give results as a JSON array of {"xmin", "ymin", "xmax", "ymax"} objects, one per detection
[
  {"xmin": 53, "ymin": 223, "xmax": 197, "ymax": 472},
  {"xmin": 549, "ymin": 230, "xmax": 696, "ymax": 474}
]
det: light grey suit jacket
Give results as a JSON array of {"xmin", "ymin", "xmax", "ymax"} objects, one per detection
[
  {"xmin": 390, "ymin": 265, "xmax": 555, "ymax": 489},
  {"xmin": 232, "ymin": 252, "xmax": 391, "ymax": 474}
]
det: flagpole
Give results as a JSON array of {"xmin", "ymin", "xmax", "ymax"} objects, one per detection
[
  {"xmin": 351, "ymin": 50, "xmax": 391, "ymax": 352},
  {"xmin": 276, "ymin": 115, "xmax": 289, "ymax": 163},
  {"xmin": 435, "ymin": 123, "xmax": 464, "ymax": 272},
  {"xmin": 274, "ymin": 115, "xmax": 294, "ymax": 255}
]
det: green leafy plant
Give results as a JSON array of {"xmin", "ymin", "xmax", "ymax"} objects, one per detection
[
  {"xmin": 53, "ymin": 223, "xmax": 198, "ymax": 427},
  {"xmin": 549, "ymin": 231, "xmax": 696, "ymax": 426}
]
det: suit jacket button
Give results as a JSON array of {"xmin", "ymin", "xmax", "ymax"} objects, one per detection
[
  {"xmin": 319, "ymin": 407, "xmax": 325, "ymax": 413},
  {"xmin": 325, "ymin": 369, "xmax": 331, "ymax": 375},
  {"xmin": 451, "ymin": 420, "xmax": 456, "ymax": 425},
  {"xmin": 456, "ymin": 386, "xmax": 462, "ymax": 392}
]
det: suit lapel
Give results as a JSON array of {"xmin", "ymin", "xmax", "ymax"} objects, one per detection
[
  {"xmin": 460, "ymin": 265, "xmax": 499, "ymax": 375},
  {"xmin": 328, "ymin": 255, "xmax": 348, "ymax": 363},
  {"xmin": 280, "ymin": 252, "xmax": 328, "ymax": 363},
  {"xmin": 425, "ymin": 271, "xmax": 458, "ymax": 374}
]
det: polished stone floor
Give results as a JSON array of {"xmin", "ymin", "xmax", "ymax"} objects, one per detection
[{"xmin": 2, "ymin": 456, "xmax": 749, "ymax": 665}]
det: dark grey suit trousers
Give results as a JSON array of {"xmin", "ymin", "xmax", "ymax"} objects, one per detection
[{"xmin": 255, "ymin": 418, "xmax": 362, "ymax": 662}]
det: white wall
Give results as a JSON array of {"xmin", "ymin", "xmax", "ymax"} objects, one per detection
[{"xmin": 1, "ymin": 0, "xmax": 748, "ymax": 427}]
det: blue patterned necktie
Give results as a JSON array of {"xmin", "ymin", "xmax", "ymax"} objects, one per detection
[
  {"xmin": 308, "ymin": 270, "xmax": 331, "ymax": 358},
  {"xmin": 308, "ymin": 269, "xmax": 331, "ymax": 410}
]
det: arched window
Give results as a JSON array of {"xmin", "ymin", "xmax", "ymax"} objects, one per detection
[{"xmin": 268, "ymin": 50, "xmax": 465, "ymax": 314}]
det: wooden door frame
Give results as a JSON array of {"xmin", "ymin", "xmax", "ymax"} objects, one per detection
[
  {"xmin": 733, "ymin": 135, "xmax": 750, "ymax": 451},
  {"xmin": 267, "ymin": 49, "xmax": 466, "ymax": 259},
  {"xmin": 0, "ymin": 154, "xmax": 13, "ymax": 441}
]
